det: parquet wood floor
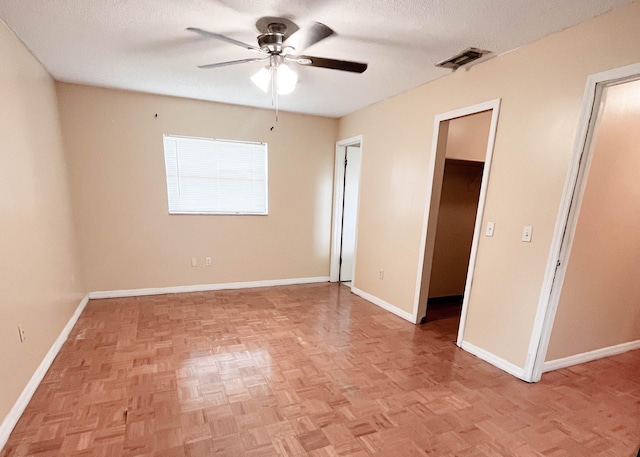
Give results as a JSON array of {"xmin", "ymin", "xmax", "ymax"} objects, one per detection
[{"xmin": 2, "ymin": 283, "xmax": 639, "ymax": 456}]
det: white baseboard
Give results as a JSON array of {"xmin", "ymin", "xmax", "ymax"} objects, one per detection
[
  {"xmin": 89, "ymin": 276, "xmax": 330, "ymax": 299},
  {"xmin": 543, "ymin": 339, "xmax": 640, "ymax": 373},
  {"xmin": 460, "ymin": 340, "xmax": 528, "ymax": 381},
  {"xmin": 0, "ymin": 294, "xmax": 90, "ymax": 451},
  {"xmin": 351, "ymin": 287, "xmax": 415, "ymax": 323}
]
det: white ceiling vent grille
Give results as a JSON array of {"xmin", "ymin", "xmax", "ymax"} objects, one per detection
[{"xmin": 436, "ymin": 48, "xmax": 490, "ymax": 70}]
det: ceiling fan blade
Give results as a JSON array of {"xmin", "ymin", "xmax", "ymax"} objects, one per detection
[
  {"xmin": 290, "ymin": 55, "xmax": 368, "ymax": 73},
  {"xmin": 284, "ymin": 22, "xmax": 334, "ymax": 53},
  {"xmin": 198, "ymin": 57, "xmax": 269, "ymax": 69},
  {"xmin": 187, "ymin": 27, "xmax": 266, "ymax": 54}
]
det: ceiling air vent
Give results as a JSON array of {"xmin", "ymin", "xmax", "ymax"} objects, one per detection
[{"xmin": 436, "ymin": 48, "xmax": 490, "ymax": 70}]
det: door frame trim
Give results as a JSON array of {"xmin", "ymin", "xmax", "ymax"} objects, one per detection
[
  {"xmin": 526, "ymin": 62, "xmax": 640, "ymax": 382},
  {"xmin": 412, "ymin": 99, "xmax": 501, "ymax": 335},
  {"xmin": 330, "ymin": 135, "xmax": 363, "ymax": 283}
]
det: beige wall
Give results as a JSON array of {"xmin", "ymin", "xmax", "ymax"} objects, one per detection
[
  {"xmin": 428, "ymin": 161, "xmax": 483, "ymax": 298},
  {"xmin": 0, "ymin": 23, "xmax": 85, "ymax": 421},
  {"xmin": 338, "ymin": 2, "xmax": 640, "ymax": 368},
  {"xmin": 546, "ymin": 79, "xmax": 640, "ymax": 360},
  {"xmin": 57, "ymin": 83, "xmax": 338, "ymax": 292}
]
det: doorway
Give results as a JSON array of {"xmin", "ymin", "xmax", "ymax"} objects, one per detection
[
  {"xmin": 330, "ymin": 136, "xmax": 363, "ymax": 286},
  {"xmin": 339, "ymin": 144, "xmax": 361, "ymax": 283},
  {"xmin": 413, "ymin": 100, "xmax": 501, "ymax": 337},
  {"xmin": 528, "ymin": 63, "xmax": 640, "ymax": 381},
  {"xmin": 425, "ymin": 159, "xmax": 484, "ymax": 323}
]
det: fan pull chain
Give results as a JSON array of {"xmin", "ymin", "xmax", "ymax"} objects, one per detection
[
  {"xmin": 273, "ymin": 66, "xmax": 279, "ymax": 124},
  {"xmin": 268, "ymin": 67, "xmax": 278, "ymax": 131}
]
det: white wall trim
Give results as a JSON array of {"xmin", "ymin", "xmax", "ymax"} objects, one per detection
[
  {"xmin": 543, "ymin": 340, "xmax": 640, "ymax": 373},
  {"xmin": 526, "ymin": 62, "xmax": 640, "ymax": 382},
  {"xmin": 0, "ymin": 294, "xmax": 90, "ymax": 451},
  {"xmin": 455, "ymin": 102, "xmax": 501, "ymax": 345},
  {"xmin": 460, "ymin": 341, "xmax": 528, "ymax": 381},
  {"xmin": 330, "ymin": 135, "xmax": 363, "ymax": 283},
  {"xmin": 351, "ymin": 287, "xmax": 414, "ymax": 323},
  {"xmin": 89, "ymin": 276, "xmax": 330, "ymax": 299}
]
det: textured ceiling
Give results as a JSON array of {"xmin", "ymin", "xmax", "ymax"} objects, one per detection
[{"xmin": 0, "ymin": 0, "xmax": 635, "ymax": 117}]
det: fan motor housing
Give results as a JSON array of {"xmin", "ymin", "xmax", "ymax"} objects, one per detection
[
  {"xmin": 258, "ymin": 33, "xmax": 284, "ymax": 53},
  {"xmin": 258, "ymin": 23, "xmax": 287, "ymax": 53}
]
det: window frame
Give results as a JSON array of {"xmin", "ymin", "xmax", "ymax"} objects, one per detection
[{"xmin": 162, "ymin": 134, "xmax": 269, "ymax": 216}]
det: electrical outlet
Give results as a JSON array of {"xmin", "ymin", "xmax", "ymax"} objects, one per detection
[
  {"xmin": 379, "ymin": 269, "xmax": 384, "ymax": 280},
  {"xmin": 191, "ymin": 257, "xmax": 197, "ymax": 267},
  {"xmin": 18, "ymin": 325, "xmax": 26, "ymax": 343},
  {"xmin": 205, "ymin": 256, "xmax": 212, "ymax": 266}
]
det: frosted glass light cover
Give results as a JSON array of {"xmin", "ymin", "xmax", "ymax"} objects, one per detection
[
  {"xmin": 250, "ymin": 67, "xmax": 271, "ymax": 92},
  {"xmin": 251, "ymin": 64, "xmax": 297, "ymax": 95},
  {"xmin": 277, "ymin": 65, "xmax": 297, "ymax": 95}
]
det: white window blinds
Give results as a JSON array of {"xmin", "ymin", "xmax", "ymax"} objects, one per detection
[{"xmin": 163, "ymin": 135, "xmax": 268, "ymax": 215}]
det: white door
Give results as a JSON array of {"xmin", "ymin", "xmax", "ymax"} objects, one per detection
[{"xmin": 340, "ymin": 145, "xmax": 361, "ymax": 282}]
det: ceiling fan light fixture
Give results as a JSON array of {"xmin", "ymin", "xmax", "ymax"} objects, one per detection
[
  {"xmin": 251, "ymin": 64, "xmax": 298, "ymax": 95},
  {"xmin": 276, "ymin": 64, "xmax": 297, "ymax": 95},
  {"xmin": 190, "ymin": 17, "xmax": 368, "ymax": 103},
  {"xmin": 250, "ymin": 67, "xmax": 272, "ymax": 92}
]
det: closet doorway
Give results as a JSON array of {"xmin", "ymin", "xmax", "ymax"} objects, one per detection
[
  {"xmin": 413, "ymin": 100, "xmax": 501, "ymax": 341},
  {"xmin": 425, "ymin": 159, "xmax": 484, "ymax": 322}
]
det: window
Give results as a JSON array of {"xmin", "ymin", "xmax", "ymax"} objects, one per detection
[{"xmin": 162, "ymin": 135, "xmax": 268, "ymax": 215}]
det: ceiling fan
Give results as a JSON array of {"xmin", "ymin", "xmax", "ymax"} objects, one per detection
[{"xmin": 187, "ymin": 17, "xmax": 368, "ymax": 96}]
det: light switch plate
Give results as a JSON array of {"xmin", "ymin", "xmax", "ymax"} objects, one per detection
[
  {"xmin": 522, "ymin": 226, "xmax": 533, "ymax": 242},
  {"xmin": 486, "ymin": 221, "xmax": 495, "ymax": 237}
]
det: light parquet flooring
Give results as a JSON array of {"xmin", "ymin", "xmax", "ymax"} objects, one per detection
[{"xmin": 2, "ymin": 283, "xmax": 639, "ymax": 456}]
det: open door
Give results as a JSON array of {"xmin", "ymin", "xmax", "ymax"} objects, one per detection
[
  {"xmin": 330, "ymin": 136, "xmax": 363, "ymax": 285},
  {"xmin": 339, "ymin": 145, "xmax": 361, "ymax": 282}
]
